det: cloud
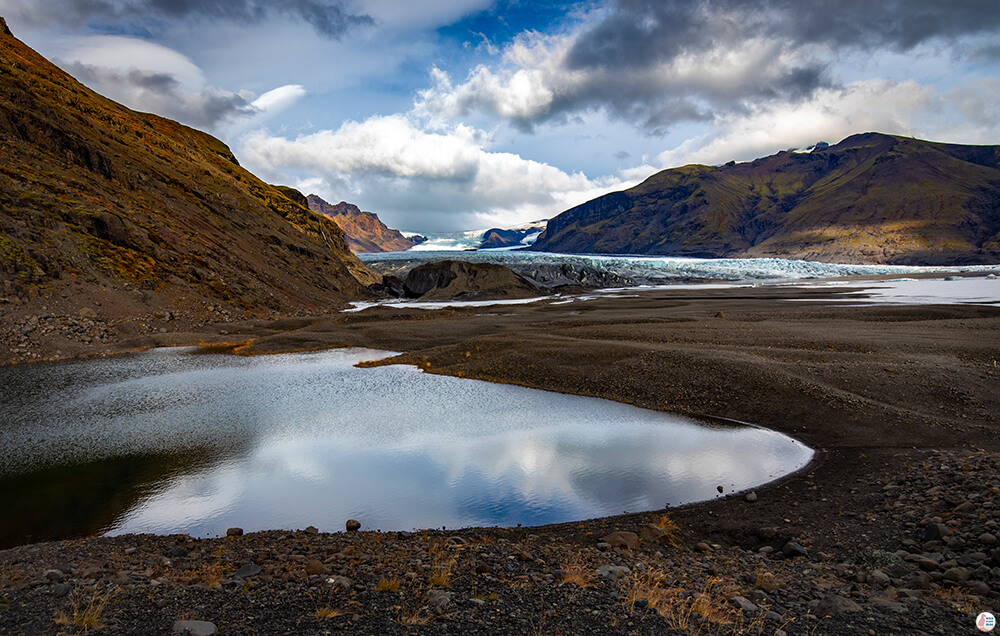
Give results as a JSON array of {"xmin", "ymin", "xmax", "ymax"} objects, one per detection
[
  {"xmin": 414, "ymin": 0, "xmax": 1000, "ymax": 136},
  {"xmin": 0, "ymin": 0, "xmax": 372, "ymax": 38},
  {"xmin": 238, "ymin": 115, "xmax": 634, "ymax": 230},
  {"xmin": 48, "ymin": 35, "xmax": 306, "ymax": 131},
  {"xmin": 652, "ymin": 78, "xmax": 1000, "ymax": 168},
  {"xmin": 416, "ymin": 20, "xmax": 831, "ymax": 135},
  {"xmin": 63, "ymin": 62, "xmax": 256, "ymax": 128}
]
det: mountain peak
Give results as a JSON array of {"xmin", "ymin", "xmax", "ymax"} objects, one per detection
[
  {"xmin": 534, "ymin": 133, "xmax": 1000, "ymax": 265},
  {"xmin": 306, "ymin": 195, "xmax": 416, "ymax": 253},
  {"xmin": 0, "ymin": 17, "xmax": 11, "ymax": 37}
]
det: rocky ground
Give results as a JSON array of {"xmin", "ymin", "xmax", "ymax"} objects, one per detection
[
  {"xmin": 1, "ymin": 282, "xmax": 998, "ymax": 634},
  {"xmin": 0, "ymin": 449, "xmax": 995, "ymax": 635}
]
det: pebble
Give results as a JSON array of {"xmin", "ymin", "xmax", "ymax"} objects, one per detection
[
  {"xmin": 601, "ymin": 531, "xmax": 639, "ymax": 550},
  {"xmin": 596, "ymin": 565, "xmax": 631, "ymax": 582},
  {"xmin": 731, "ymin": 595, "xmax": 759, "ymax": 612},
  {"xmin": 815, "ymin": 594, "xmax": 862, "ymax": 616},
  {"xmin": 173, "ymin": 620, "xmax": 217, "ymax": 635},
  {"xmin": 306, "ymin": 560, "xmax": 328, "ymax": 575},
  {"xmin": 234, "ymin": 563, "xmax": 261, "ymax": 578}
]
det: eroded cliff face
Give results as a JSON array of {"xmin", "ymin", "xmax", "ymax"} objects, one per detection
[
  {"xmin": 534, "ymin": 133, "xmax": 1000, "ymax": 265},
  {"xmin": 0, "ymin": 20, "xmax": 376, "ymax": 319},
  {"xmin": 307, "ymin": 196, "xmax": 417, "ymax": 253}
]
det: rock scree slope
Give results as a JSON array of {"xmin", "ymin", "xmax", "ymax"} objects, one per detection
[
  {"xmin": 533, "ymin": 132, "xmax": 1000, "ymax": 265},
  {"xmin": 0, "ymin": 18, "xmax": 375, "ymax": 321}
]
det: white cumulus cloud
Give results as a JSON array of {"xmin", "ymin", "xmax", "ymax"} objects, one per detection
[{"xmin": 237, "ymin": 114, "xmax": 634, "ymax": 231}]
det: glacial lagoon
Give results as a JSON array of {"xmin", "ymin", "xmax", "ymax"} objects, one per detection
[{"xmin": 0, "ymin": 348, "xmax": 813, "ymax": 546}]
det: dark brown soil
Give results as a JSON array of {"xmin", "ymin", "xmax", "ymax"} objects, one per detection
[{"xmin": 1, "ymin": 284, "xmax": 998, "ymax": 634}]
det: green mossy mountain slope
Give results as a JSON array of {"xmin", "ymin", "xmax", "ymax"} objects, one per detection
[{"xmin": 534, "ymin": 133, "xmax": 1000, "ymax": 264}]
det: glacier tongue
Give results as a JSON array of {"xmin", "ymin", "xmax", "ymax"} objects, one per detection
[{"xmin": 361, "ymin": 250, "xmax": 1000, "ymax": 288}]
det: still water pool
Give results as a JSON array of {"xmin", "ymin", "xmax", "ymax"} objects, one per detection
[{"xmin": 0, "ymin": 348, "xmax": 812, "ymax": 546}]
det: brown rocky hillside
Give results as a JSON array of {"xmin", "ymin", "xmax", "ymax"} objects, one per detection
[
  {"xmin": 307, "ymin": 195, "xmax": 417, "ymax": 253},
  {"xmin": 533, "ymin": 133, "xmax": 1000, "ymax": 265},
  {"xmin": 0, "ymin": 17, "xmax": 375, "ymax": 324}
]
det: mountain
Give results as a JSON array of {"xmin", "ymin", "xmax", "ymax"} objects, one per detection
[
  {"xmin": 307, "ymin": 195, "xmax": 417, "ymax": 253},
  {"xmin": 533, "ymin": 133, "xmax": 1000, "ymax": 265},
  {"xmin": 479, "ymin": 220, "xmax": 548, "ymax": 249},
  {"xmin": 0, "ymin": 19, "xmax": 375, "ymax": 320}
]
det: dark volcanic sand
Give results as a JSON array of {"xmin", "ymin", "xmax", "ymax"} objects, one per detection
[{"xmin": 1, "ymin": 284, "xmax": 998, "ymax": 634}]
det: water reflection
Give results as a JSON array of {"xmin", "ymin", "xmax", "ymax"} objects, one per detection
[{"xmin": 0, "ymin": 348, "xmax": 812, "ymax": 544}]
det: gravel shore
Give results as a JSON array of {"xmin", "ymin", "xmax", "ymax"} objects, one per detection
[{"xmin": 1, "ymin": 284, "xmax": 998, "ymax": 634}]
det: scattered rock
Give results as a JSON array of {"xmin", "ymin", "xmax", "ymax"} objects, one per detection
[
  {"xmin": 226, "ymin": 527, "xmax": 243, "ymax": 537},
  {"xmin": 639, "ymin": 524, "xmax": 667, "ymax": 545},
  {"xmin": 596, "ymin": 565, "xmax": 631, "ymax": 582},
  {"xmin": 173, "ymin": 620, "xmax": 217, "ymax": 636},
  {"xmin": 731, "ymin": 595, "xmax": 759, "ymax": 612},
  {"xmin": 782, "ymin": 541, "xmax": 809, "ymax": 558},
  {"xmin": 306, "ymin": 560, "xmax": 328, "ymax": 575},
  {"xmin": 78, "ymin": 307, "xmax": 97, "ymax": 319},
  {"xmin": 234, "ymin": 563, "xmax": 261, "ymax": 578},
  {"xmin": 327, "ymin": 575, "xmax": 353, "ymax": 591},
  {"xmin": 745, "ymin": 492, "xmax": 758, "ymax": 503},
  {"xmin": 346, "ymin": 519, "xmax": 361, "ymax": 532},
  {"xmin": 922, "ymin": 523, "xmax": 950, "ymax": 542},
  {"xmin": 304, "ymin": 525, "xmax": 319, "ymax": 535},
  {"xmin": 815, "ymin": 594, "xmax": 862, "ymax": 617},
  {"xmin": 601, "ymin": 531, "xmax": 639, "ymax": 550},
  {"xmin": 51, "ymin": 583, "xmax": 71, "ymax": 598}
]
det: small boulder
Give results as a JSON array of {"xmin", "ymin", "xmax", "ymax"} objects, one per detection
[
  {"xmin": 345, "ymin": 519, "xmax": 361, "ymax": 532},
  {"xmin": 639, "ymin": 524, "xmax": 667, "ymax": 545},
  {"xmin": 78, "ymin": 307, "xmax": 97, "ymax": 319},
  {"xmin": 306, "ymin": 560, "xmax": 329, "ymax": 575},
  {"xmin": 601, "ymin": 531, "xmax": 640, "ymax": 550},
  {"xmin": 943, "ymin": 566, "xmax": 971, "ymax": 582},
  {"xmin": 226, "ymin": 527, "xmax": 243, "ymax": 537},
  {"xmin": 327, "ymin": 575, "xmax": 353, "ymax": 591},
  {"xmin": 730, "ymin": 596, "xmax": 759, "ymax": 612},
  {"xmin": 922, "ymin": 523, "xmax": 950, "ymax": 542},
  {"xmin": 815, "ymin": 594, "xmax": 861, "ymax": 617},
  {"xmin": 781, "ymin": 541, "xmax": 808, "ymax": 558},
  {"xmin": 234, "ymin": 563, "xmax": 261, "ymax": 578},
  {"xmin": 173, "ymin": 620, "xmax": 217, "ymax": 636},
  {"xmin": 745, "ymin": 492, "xmax": 758, "ymax": 503},
  {"xmin": 304, "ymin": 525, "xmax": 319, "ymax": 535},
  {"xmin": 596, "ymin": 565, "xmax": 631, "ymax": 582}
]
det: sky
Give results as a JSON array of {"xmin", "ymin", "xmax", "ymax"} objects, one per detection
[{"xmin": 3, "ymin": 1, "xmax": 999, "ymax": 232}]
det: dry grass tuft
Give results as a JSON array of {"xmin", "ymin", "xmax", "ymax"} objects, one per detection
[
  {"xmin": 651, "ymin": 514, "xmax": 683, "ymax": 547},
  {"xmin": 559, "ymin": 553, "xmax": 595, "ymax": 588},
  {"xmin": 315, "ymin": 606, "xmax": 348, "ymax": 620},
  {"xmin": 428, "ymin": 538, "xmax": 459, "ymax": 588},
  {"xmin": 54, "ymin": 586, "xmax": 117, "ymax": 634},
  {"xmin": 620, "ymin": 571, "xmax": 740, "ymax": 634},
  {"xmin": 375, "ymin": 576, "xmax": 402, "ymax": 593}
]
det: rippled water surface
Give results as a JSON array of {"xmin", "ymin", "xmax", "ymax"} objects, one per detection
[{"xmin": 0, "ymin": 348, "xmax": 812, "ymax": 545}]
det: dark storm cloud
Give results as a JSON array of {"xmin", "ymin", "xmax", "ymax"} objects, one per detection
[
  {"xmin": 61, "ymin": 62, "xmax": 256, "ymax": 129},
  {"xmin": 566, "ymin": 0, "xmax": 1000, "ymax": 72},
  {"xmin": 10, "ymin": 0, "xmax": 373, "ymax": 38}
]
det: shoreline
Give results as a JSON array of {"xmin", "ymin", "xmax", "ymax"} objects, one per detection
[{"xmin": 2, "ymin": 284, "xmax": 998, "ymax": 634}]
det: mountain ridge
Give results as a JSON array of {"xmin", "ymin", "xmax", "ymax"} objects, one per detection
[
  {"xmin": 306, "ymin": 195, "xmax": 417, "ymax": 253},
  {"xmin": 533, "ymin": 133, "xmax": 1000, "ymax": 265},
  {"xmin": 0, "ymin": 21, "xmax": 375, "ymax": 322}
]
